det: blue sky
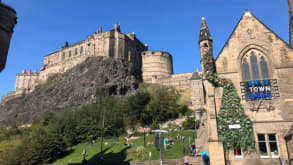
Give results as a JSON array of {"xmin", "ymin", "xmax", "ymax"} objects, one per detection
[{"xmin": 0, "ymin": 0, "xmax": 288, "ymax": 99}]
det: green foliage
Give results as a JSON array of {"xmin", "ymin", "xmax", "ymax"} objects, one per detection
[
  {"xmin": 150, "ymin": 121, "xmax": 160, "ymax": 130},
  {"xmin": 124, "ymin": 84, "xmax": 190, "ymax": 130},
  {"xmin": 201, "ymin": 46, "xmax": 255, "ymax": 151},
  {"xmin": 55, "ymin": 130, "xmax": 194, "ymax": 163},
  {"xmin": 0, "ymin": 83, "xmax": 190, "ymax": 164},
  {"xmin": 195, "ymin": 120, "xmax": 200, "ymax": 129},
  {"xmin": 130, "ymin": 146, "xmax": 148, "ymax": 160},
  {"xmin": 182, "ymin": 117, "xmax": 195, "ymax": 130}
]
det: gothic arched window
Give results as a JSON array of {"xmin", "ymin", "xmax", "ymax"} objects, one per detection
[
  {"xmin": 250, "ymin": 52, "xmax": 260, "ymax": 80},
  {"xmin": 241, "ymin": 50, "xmax": 270, "ymax": 81},
  {"xmin": 260, "ymin": 56, "xmax": 269, "ymax": 79},
  {"xmin": 242, "ymin": 57, "xmax": 251, "ymax": 81}
]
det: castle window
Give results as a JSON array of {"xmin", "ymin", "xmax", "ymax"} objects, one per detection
[
  {"xmin": 69, "ymin": 51, "xmax": 71, "ymax": 57},
  {"xmin": 62, "ymin": 52, "xmax": 65, "ymax": 60},
  {"xmin": 241, "ymin": 50, "xmax": 270, "ymax": 81},
  {"xmin": 28, "ymin": 79, "xmax": 31, "ymax": 87},
  {"xmin": 75, "ymin": 48, "xmax": 78, "ymax": 55},
  {"xmin": 80, "ymin": 46, "xmax": 83, "ymax": 54}
]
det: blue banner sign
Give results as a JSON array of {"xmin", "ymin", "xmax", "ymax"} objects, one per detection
[{"xmin": 240, "ymin": 79, "xmax": 279, "ymax": 101}]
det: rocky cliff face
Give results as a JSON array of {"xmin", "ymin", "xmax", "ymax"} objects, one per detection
[{"xmin": 0, "ymin": 57, "xmax": 142, "ymax": 125}]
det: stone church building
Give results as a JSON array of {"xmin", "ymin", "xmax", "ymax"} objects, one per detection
[{"xmin": 195, "ymin": 4, "xmax": 293, "ymax": 165}]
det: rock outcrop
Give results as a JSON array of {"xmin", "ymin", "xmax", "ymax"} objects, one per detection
[{"xmin": 0, "ymin": 56, "xmax": 142, "ymax": 125}]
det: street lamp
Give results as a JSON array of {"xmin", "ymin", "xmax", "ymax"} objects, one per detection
[
  {"xmin": 99, "ymin": 103, "xmax": 106, "ymax": 165},
  {"xmin": 152, "ymin": 129, "xmax": 168, "ymax": 165}
]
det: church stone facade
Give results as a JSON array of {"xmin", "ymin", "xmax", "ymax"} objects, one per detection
[{"xmin": 197, "ymin": 7, "xmax": 293, "ymax": 165}]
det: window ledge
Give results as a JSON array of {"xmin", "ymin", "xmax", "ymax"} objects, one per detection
[
  {"xmin": 260, "ymin": 156, "xmax": 270, "ymax": 158},
  {"xmin": 235, "ymin": 155, "xmax": 243, "ymax": 159}
]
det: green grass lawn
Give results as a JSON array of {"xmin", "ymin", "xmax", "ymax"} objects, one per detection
[{"xmin": 53, "ymin": 130, "xmax": 195, "ymax": 164}]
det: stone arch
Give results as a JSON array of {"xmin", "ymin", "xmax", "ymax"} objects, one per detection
[{"xmin": 238, "ymin": 44, "xmax": 273, "ymax": 81}]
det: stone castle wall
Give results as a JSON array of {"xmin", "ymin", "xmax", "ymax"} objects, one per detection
[
  {"xmin": 14, "ymin": 69, "xmax": 39, "ymax": 94},
  {"xmin": 39, "ymin": 24, "xmax": 147, "ymax": 83},
  {"xmin": 1, "ymin": 24, "xmax": 148, "ymax": 102},
  {"xmin": 142, "ymin": 51, "xmax": 173, "ymax": 83}
]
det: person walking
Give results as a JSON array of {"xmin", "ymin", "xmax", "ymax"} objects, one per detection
[
  {"xmin": 191, "ymin": 142, "xmax": 196, "ymax": 157},
  {"xmin": 82, "ymin": 148, "xmax": 87, "ymax": 165},
  {"xmin": 163, "ymin": 138, "xmax": 167, "ymax": 150},
  {"xmin": 184, "ymin": 154, "xmax": 189, "ymax": 165},
  {"xmin": 201, "ymin": 150, "xmax": 210, "ymax": 165},
  {"xmin": 82, "ymin": 148, "xmax": 86, "ymax": 160}
]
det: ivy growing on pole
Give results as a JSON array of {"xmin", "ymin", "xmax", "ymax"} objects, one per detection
[{"xmin": 201, "ymin": 46, "xmax": 255, "ymax": 151}]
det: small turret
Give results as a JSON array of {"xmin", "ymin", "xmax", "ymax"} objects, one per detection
[
  {"xmin": 199, "ymin": 17, "xmax": 212, "ymax": 43},
  {"xmin": 98, "ymin": 26, "xmax": 102, "ymax": 33},
  {"xmin": 21, "ymin": 69, "xmax": 26, "ymax": 74},
  {"xmin": 114, "ymin": 23, "xmax": 120, "ymax": 32},
  {"xmin": 198, "ymin": 17, "xmax": 214, "ymax": 79}
]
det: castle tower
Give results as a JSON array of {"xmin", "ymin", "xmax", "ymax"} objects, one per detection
[
  {"xmin": 199, "ymin": 17, "xmax": 213, "ymax": 79},
  {"xmin": 141, "ymin": 51, "xmax": 173, "ymax": 83},
  {"xmin": 288, "ymin": 0, "xmax": 293, "ymax": 48}
]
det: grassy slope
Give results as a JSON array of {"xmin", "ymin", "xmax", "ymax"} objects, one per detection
[{"xmin": 54, "ymin": 131, "xmax": 194, "ymax": 164}]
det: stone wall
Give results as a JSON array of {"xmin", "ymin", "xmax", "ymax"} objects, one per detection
[
  {"xmin": 130, "ymin": 159, "xmax": 183, "ymax": 165},
  {"xmin": 14, "ymin": 69, "xmax": 39, "ymax": 94},
  {"xmin": 155, "ymin": 72, "xmax": 192, "ymax": 88}
]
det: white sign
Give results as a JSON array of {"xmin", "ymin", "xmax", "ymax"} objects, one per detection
[
  {"xmin": 229, "ymin": 124, "xmax": 241, "ymax": 129},
  {"xmin": 152, "ymin": 129, "xmax": 168, "ymax": 133}
]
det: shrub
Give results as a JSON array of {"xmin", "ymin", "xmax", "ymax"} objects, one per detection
[{"xmin": 182, "ymin": 118, "xmax": 195, "ymax": 130}]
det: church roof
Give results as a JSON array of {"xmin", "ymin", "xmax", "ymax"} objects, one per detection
[{"xmin": 216, "ymin": 10, "xmax": 290, "ymax": 61}]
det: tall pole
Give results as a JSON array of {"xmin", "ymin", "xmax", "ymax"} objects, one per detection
[
  {"xmin": 194, "ymin": 111, "xmax": 197, "ymax": 139},
  {"xmin": 144, "ymin": 127, "xmax": 146, "ymax": 147},
  {"xmin": 100, "ymin": 105, "xmax": 105, "ymax": 165},
  {"xmin": 159, "ymin": 133, "xmax": 163, "ymax": 165}
]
